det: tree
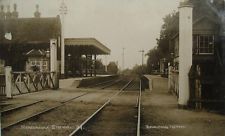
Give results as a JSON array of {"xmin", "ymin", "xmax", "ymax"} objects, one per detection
[
  {"xmin": 158, "ymin": 11, "xmax": 178, "ymax": 59},
  {"xmin": 146, "ymin": 0, "xmax": 220, "ymax": 74},
  {"xmin": 146, "ymin": 47, "xmax": 161, "ymax": 73},
  {"xmin": 146, "ymin": 11, "xmax": 178, "ymax": 74},
  {"xmin": 95, "ymin": 59, "xmax": 104, "ymax": 70},
  {"xmin": 107, "ymin": 61, "xmax": 118, "ymax": 74},
  {"xmin": 131, "ymin": 64, "xmax": 147, "ymax": 76},
  {"xmin": 122, "ymin": 68, "xmax": 132, "ymax": 75}
]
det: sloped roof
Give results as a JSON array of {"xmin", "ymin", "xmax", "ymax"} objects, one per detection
[
  {"xmin": 65, "ymin": 38, "xmax": 111, "ymax": 55},
  {"xmin": 0, "ymin": 16, "xmax": 61, "ymax": 45},
  {"xmin": 170, "ymin": 1, "xmax": 221, "ymax": 39},
  {"xmin": 26, "ymin": 49, "xmax": 46, "ymax": 57},
  {"xmin": 193, "ymin": 15, "xmax": 220, "ymax": 25}
]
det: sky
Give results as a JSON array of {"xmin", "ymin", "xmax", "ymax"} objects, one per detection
[{"xmin": 0, "ymin": 0, "xmax": 180, "ymax": 69}]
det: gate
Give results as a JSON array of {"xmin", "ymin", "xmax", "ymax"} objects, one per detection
[
  {"xmin": 0, "ymin": 74, "xmax": 6, "ymax": 96},
  {"xmin": 12, "ymin": 72, "xmax": 56, "ymax": 96},
  {"xmin": 168, "ymin": 66, "xmax": 179, "ymax": 98}
]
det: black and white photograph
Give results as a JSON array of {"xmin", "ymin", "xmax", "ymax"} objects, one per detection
[{"xmin": 0, "ymin": 0, "xmax": 225, "ymax": 135}]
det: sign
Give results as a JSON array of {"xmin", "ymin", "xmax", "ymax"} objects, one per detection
[{"xmin": 4, "ymin": 32, "xmax": 12, "ymax": 40}]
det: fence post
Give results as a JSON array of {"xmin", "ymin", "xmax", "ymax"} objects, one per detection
[
  {"xmin": 168, "ymin": 66, "xmax": 172, "ymax": 92},
  {"xmin": 50, "ymin": 39, "xmax": 59, "ymax": 89},
  {"xmin": 195, "ymin": 65, "xmax": 202, "ymax": 109},
  {"xmin": 5, "ymin": 66, "xmax": 12, "ymax": 98},
  {"xmin": 149, "ymin": 78, "xmax": 153, "ymax": 91}
]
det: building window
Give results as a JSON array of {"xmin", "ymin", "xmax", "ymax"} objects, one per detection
[
  {"xmin": 31, "ymin": 61, "xmax": 36, "ymax": 66},
  {"xmin": 193, "ymin": 35, "xmax": 214, "ymax": 54},
  {"xmin": 43, "ymin": 61, "xmax": 47, "ymax": 66},
  {"xmin": 36, "ymin": 61, "xmax": 40, "ymax": 66},
  {"xmin": 42, "ymin": 61, "xmax": 48, "ymax": 71},
  {"xmin": 30, "ymin": 60, "xmax": 41, "ymax": 71}
]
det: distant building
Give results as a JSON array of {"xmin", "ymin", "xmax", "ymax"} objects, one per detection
[
  {"xmin": 0, "ymin": 58, "xmax": 4, "ymax": 73},
  {"xmin": 159, "ymin": 58, "xmax": 168, "ymax": 77},
  {"xmin": 0, "ymin": 4, "xmax": 111, "ymax": 78},
  {"xmin": 0, "ymin": 4, "xmax": 61, "ymax": 71},
  {"xmin": 25, "ymin": 49, "xmax": 49, "ymax": 72}
]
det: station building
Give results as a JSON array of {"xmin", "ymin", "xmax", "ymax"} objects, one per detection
[
  {"xmin": 0, "ymin": 4, "xmax": 110, "ymax": 77},
  {"xmin": 25, "ymin": 49, "xmax": 50, "ymax": 72},
  {"xmin": 0, "ymin": 4, "xmax": 61, "ymax": 72}
]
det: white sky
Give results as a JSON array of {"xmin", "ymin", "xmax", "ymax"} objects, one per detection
[{"xmin": 1, "ymin": 0, "xmax": 180, "ymax": 69}]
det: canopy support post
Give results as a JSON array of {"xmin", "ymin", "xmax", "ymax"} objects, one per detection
[{"xmin": 94, "ymin": 54, "xmax": 97, "ymax": 77}]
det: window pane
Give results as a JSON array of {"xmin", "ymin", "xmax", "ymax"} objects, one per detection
[
  {"xmin": 43, "ymin": 61, "xmax": 47, "ymax": 66},
  {"xmin": 198, "ymin": 35, "xmax": 214, "ymax": 54},
  {"xmin": 31, "ymin": 61, "xmax": 35, "ymax": 65},
  {"xmin": 36, "ymin": 61, "xmax": 40, "ymax": 65}
]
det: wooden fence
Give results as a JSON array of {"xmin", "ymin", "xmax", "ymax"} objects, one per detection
[
  {"xmin": 168, "ymin": 68, "xmax": 179, "ymax": 98},
  {"xmin": 11, "ymin": 72, "xmax": 56, "ymax": 96},
  {"xmin": 0, "ymin": 74, "xmax": 5, "ymax": 96}
]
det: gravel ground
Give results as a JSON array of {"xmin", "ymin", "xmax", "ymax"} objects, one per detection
[
  {"xmin": 105, "ymin": 79, "xmax": 129, "ymax": 90},
  {"xmin": 2, "ymin": 90, "xmax": 116, "ymax": 136},
  {"xmin": 125, "ymin": 79, "xmax": 140, "ymax": 91},
  {"xmin": 77, "ymin": 91, "xmax": 139, "ymax": 136},
  {"xmin": 1, "ymin": 76, "xmax": 142, "ymax": 136},
  {"xmin": 2, "ymin": 101, "xmax": 58, "ymax": 128},
  {"xmin": 142, "ymin": 75, "xmax": 225, "ymax": 136}
]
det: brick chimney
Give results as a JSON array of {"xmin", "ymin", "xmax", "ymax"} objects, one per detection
[
  {"xmin": 5, "ymin": 5, "xmax": 11, "ymax": 19},
  {"xmin": 34, "ymin": 4, "xmax": 41, "ymax": 18},
  {"xmin": 178, "ymin": 0, "xmax": 193, "ymax": 107},
  {"xmin": 0, "ymin": 5, "xmax": 5, "ymax": 20},
  {"xmin": 12, "ymin": 4, "xmax": 18, "ymax": 18}
]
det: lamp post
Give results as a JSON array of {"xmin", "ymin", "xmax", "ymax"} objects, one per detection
[
  {"xmin": 46, "ymin": 50, "xmax": 50, "ymax": 71},
  {"xmin": 163, "ymin": 58, "xmax": 166, "ymax": 76},
  {"xmin": 67, "ymin": 53, "xmax": 71, "ymax": 76},
  {"xmin": 59, "ymin": 0, "xmax": 67, "ymax": 77}
]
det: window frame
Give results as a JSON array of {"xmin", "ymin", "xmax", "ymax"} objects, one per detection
[{"xmin": 193, "ymin": 34, "xmax": 214, "ymax": 55}]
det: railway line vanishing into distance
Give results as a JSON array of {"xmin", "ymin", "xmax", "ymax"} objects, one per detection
[{"xmin": 1, "ymin": 76, "xmax": 143, "ymax": 136}]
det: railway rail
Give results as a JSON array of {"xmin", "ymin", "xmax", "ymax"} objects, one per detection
[
  {"xmin": 1, "ymin": 92, "xmax": 89, "ymax": 130},
  {"xmin": 69, "ymin": 78, "xmax": 142, "ymax": 136},
  {"xmin": 2, "ymin": 76, "xmax": 142, "ymax": 136},
  {"xmin": 1, "ymin": 100, "xmax": 44, "ymax": 114},
  {"xmin": 137, "ymin": 80, "xmax": 142, "ymax": 136},
  {"xmin": 88, "ymin": 79, "xmax": 117, "ymax": 88},
  {"xmin": 84, "ymin": 76, "xmax": 126, "ymax": 90}
]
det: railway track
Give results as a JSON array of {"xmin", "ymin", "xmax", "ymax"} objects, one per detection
[
  {"xmin": 1, "ymin": 89, "xmax": 126, "ymax": 134},
  {"xmin": 137, "ymin": 80, "xmax": 142, "ymax": 136},
  {"xmin": 87, "ymin": 79, "xmax": 118, "ymax": 88},
  {"xmin": 1, "ymin": 93, "xmax": 89, "ymax": 130},
  {"xmin": 2, "ymin": 76, "xmax": 142, "ymax": 136},
  {"xmin": 69, "ymin": 78, "xmax": 142, "ymax": 136},
  {"xmin": 1, "ymin": 100, "xmax": 44, "ymax": 114},
  {"xmin": 84, "ymin": 76, "xmax": 128, "ymax": 90}
]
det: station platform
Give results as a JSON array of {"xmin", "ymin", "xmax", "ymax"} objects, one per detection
[
  {"xmin": 142, "ymin": 75, "xmax": 225, "ymax": 136},
  {"xmin": 0, "ymin": 79, "xmax": 81, "ymax": 112},
  {"xmin": 59, "ymin": 75, "xmax": 113, "ymax": 88},
  {"xmin": 59, "ymin": 77, "xmax": 91, "ymax": 89}
]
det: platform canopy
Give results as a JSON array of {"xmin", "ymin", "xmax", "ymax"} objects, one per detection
[{"xmin": 65, "ymin": 38, "xmax": 110, "ymax": 55}]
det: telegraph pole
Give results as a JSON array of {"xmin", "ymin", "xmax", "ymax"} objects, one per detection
[
  {"xmin": 139, "ymin": 50, "xmax": 144, "ymax": 74},
  {"xmin": 122, "ymin": 48, "xmax": 125, "ymax": 71},
  {"xmin": 59, "ymin": 0, "xmax": 67, "ymax": 77}
]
